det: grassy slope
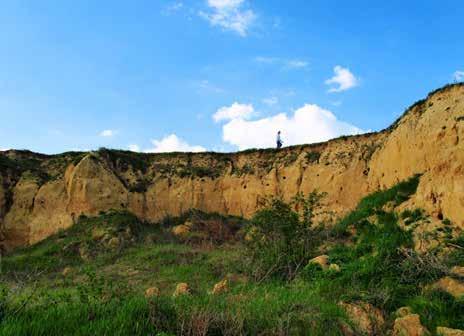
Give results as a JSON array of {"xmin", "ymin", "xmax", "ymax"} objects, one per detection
[{"xmin": 1, "ymin": 176, "xmax": 463, "ymax": 335}]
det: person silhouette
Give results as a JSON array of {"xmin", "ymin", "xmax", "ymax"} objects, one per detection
[{"xmin": 276, "ymin": 131, "xmax": 283, "ymax": 149}]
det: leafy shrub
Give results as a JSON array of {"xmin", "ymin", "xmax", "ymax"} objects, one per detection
[
  {"xmin": 97, "ymin": 147, "xmax": 150, "ymax": 173},
  {"xmin": 233, "ymin": 163, "xmax": 255, "ymax": 176},
  {"xmin": 245, "ymin": 192, "xmax": 326, "ymax": 281},
  {"xmin": 408, "ymin": 290, "xmax": 464, "ymax": 331},
  {"xmin": 0, "ymin": 284, "xmax": 8, "ymax": 323},
  {"xmin": 305, "ymin": 151, "xmax": 321, "ymax": 164},
  {"xmin": 401, "ymin": 208, "xmax": 425, "ymax": 225},
  {"xmin": 446, "ymin": 233, "xmax": 464, "ymax": 267}
]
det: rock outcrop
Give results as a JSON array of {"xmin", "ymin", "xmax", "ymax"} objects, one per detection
[
  {"xmin": 437, "ymin": 327, "xmax": 464, "ymax": 336},
  {"xmin": 433, "ymin": 276, "xmax": 464, "ymax": 299},
  {"xmin": 392, "ymin": 314, "xmax": 430, "ymax": 336},
  {"xmin": 1, "ymin": 83, "xmax": 464, "ymax": 250},
  {"xmin": 339, "ymin": 301, "xmax": 385, "ymax": 335}
]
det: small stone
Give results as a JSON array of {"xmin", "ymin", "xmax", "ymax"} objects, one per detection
[
  {"xmin": 393, "ymin": 314, "xmax": 430, "ymax": 336},
  {"xmin": 450, "ymin": 266, "xmax": 464, "ymax": 277},
  {"xmin": 434, "ymin": 277, "xmax": 464, "ymax": 299},
  {"xmin": 62, "ymin": 267, "xmax": 73, "ymax": 277},
  {"xmin": 339, "ymin": 301, "xmax": 385, "ymax": 335},
  {"xmin": 173, "ymin": 283, "xmax": 190, "ymax": 297},
  {"xmin": 437, "ymin": 327, "xmax": 464, "ymax": 336},
  {"xmin": 309, "ymin": 255, "xmax": 330, "ymax": 270},
  {"xmin": 145, "ymin": 287, "xmax": 160, "ymax": 298},
  {"xmin": 329, "ymin": 263, "xmax": 341, "ymax": 272},
  {"xmin": 172, "ymin": 225, "xmax": 190, "ymax": 237},
  {"xmin": 211, "ymin": 279, "xmax": 228, "ymax": 295},
  {"xmin": 107, "ymin": 237, "xmax": 121, "ymax": 249},
  {"xmin": 395, "ymin": 306, "xmax": 413, "ymax": 318}
]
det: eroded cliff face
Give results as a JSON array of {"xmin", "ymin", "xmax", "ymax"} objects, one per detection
[{"xmin": 1, "ymin": 84, "xmax": 463, "ymax": 250}]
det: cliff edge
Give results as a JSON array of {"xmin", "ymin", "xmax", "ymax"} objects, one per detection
[{"xmin": 1, "ymin": 83, "xmax": 463, "ymax": 250}]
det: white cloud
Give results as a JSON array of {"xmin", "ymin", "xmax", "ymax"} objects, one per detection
[
  {"xmin": 145, "ymin": 134, "xmax": 206, "ymax": 153},
  {"xmin": 216, "ymin": 103, "xmax": 363, "ymax": 150},
  {"xmin": 454, "ymin": 70, "xmax": 464, "ymax": 82},
  {"xmin": 208, "ymin": 0, "xmax": 244, "ymax": 8},
  {"xmin": 286, "ymin": 60, "xmax": 309, "ymax": 69},
  {"xmin": 200, "ymin": 0, "xmax": 255, "ymax": 36},
  {"xmin": 255, "ymin": 57, "xmax": 309, "ymax": 70},
  {"xmin": 325, "ymin": 66, "xmax": 359, "ymax": 93},
  {"xmin": 99, "ymin": 129, "xmax": 117, "ymax": 137},
  {"xmin": 262, "ymin": 96, "xmax": 278, "ymax": 106},
  {"xmin": 213, "ymin": 102, "xmax": 254, "ymax": 122},
  {"xmin": 196, "ymin": 80, "xmax": 225, "ymax": 93},
  {"xmin": 255, "ymin": 56, "xmax": 278, "ymax": 64},
  {"xmin": 71, "ymin": 147, "xmax": 91, "ymax": 152},
  {"xmin": 162, "ymin": 2, "xmax": 184, "ymax": 15},
  {"xmin": 128, "ymin": 144, "xmax": 140, "ymax": 152}
]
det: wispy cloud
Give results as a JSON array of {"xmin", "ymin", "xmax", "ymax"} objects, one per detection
[
  {"xmin": 255, "ymin": 56, "xmax": 309, "ymax": 70},
  {"xmin": 262, "ymin": 96, "xmax": 278, "ymax": 106},
  {"xmin": 286, "ymin": 60, "xmax": 309, "ymax": 69},
  {"xmin": 162, "ymin": 2, "xmax": 184, "ymax": 15},
  {"xmin": 196, "ymin": 80, "xmax": 225, "ymax": 93},
  {"xmin": 454, "ymin": 70, "xmax": 464, "ymax": 82},
  {"xmin": 99, "ymin": 129, "xmax": 117, "ymax": 137},
  {"xmin": 199, "ymin": 0, "xmax": 256, "ymax": 37},
  {"xmin": 254, "ymin": 56, "xmax": 279, "ymax": 64},
  {"xmin": 325, "ymin": 66, "xmax": 359, "ymax": 93}
]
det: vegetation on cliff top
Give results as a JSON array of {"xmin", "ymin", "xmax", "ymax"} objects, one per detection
[{"xmin": 1, "ymin": 175, "xmax": 463, "ymax": 335}]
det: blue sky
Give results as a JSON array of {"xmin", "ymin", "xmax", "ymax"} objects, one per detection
[{"xmin": 0, "ymin": 0, "xmax": 463, "ymax": 154}]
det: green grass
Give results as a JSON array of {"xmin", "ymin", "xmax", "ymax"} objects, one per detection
[
  {"xmin": 305, "ymin": 151, "xmax": 321, "ymax": 164},
  {"xmin": 1, "ymin": 175, "xmax": 463, "ymax": 335},
  {"xmin": 0, "ymin": 283, "xmax": 352, "ymax": 336},
  {"xmin": 334, "ymin": 174, "xmax": 421, "ymax": 235},
  {"xmin": 2, "ymin": 211, "xmax": 137, "ymax": 270}
]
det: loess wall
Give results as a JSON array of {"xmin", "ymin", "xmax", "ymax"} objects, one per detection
[{"xmin": 1, "ymin": 84, "xmax": 463, "ymax": 250}]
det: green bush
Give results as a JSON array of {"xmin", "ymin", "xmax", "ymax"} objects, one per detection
[
  {"xmin": 305, "ymin": 151, "xmax": 321, "ymax": 164},
  {"xmin": 245, "ymin": 193, "xmax": 325, "ymax": 281}
]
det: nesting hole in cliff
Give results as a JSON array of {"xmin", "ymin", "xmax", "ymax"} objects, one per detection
[
  {"xmin": 437, "ymin": 212, "xmax": 444, "ymax": 220},
  {"xmin": 266, "ymin": 183, "xmax": 270, "ymax": 186},
  {"xmin": 243, "ymin": 185, "xmax": 247, "ymax": 189},
  {"xmin": 282, "ymin": 176, "xmax": 286, "ymax": 180}
]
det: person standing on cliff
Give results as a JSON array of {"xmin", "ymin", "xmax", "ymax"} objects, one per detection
[{"xmin": 276, "ymin": 131, "xmax": 283, "ymax": 149}]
